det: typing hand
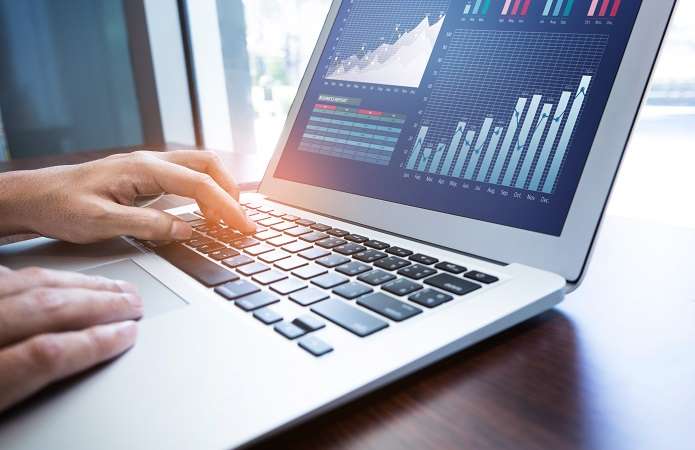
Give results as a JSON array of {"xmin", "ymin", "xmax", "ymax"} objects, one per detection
[
  {"xmin": 0, "ymin": 150, "xmax": 255, "ymax": 243},
  {"xmin": 0, "ymin": 265, "xmax": 143, "ymax": 413}
]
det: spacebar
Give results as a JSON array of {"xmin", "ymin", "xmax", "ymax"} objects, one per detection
[
  {"xmin": 311, "ymin": 298, "xmax": 388, "ymax": 337},
  {"xmin": 154, "ymin": 243, "xmax": 239, "ymax": 287}
]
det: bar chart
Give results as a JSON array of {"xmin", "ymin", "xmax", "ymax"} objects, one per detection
[
  {"xmin": 542, "ymin": 0, "xmax": 576, "ymax": 17},
  {"xmin": 587, "ymin": 0, "xmax": 621, "ymax": 17},
  {"xmin": 501, "ymin": 0, "xmax": 532, "ymax": 16},
  {"xmin": 463, "ymin": 0, "xmax": 492, "ymax": 16},
  {"xmin": 403, "ymin": 29, "xmax": 608, "ymax": 195}
]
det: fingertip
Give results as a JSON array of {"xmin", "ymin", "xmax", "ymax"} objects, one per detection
[
  {"xmin": 116, "ymin": 280, "xmax": 139, "ymax": 295},
  {"xmin": 111, "ymin": 321, "xmax": 139, "ymax": 346}
]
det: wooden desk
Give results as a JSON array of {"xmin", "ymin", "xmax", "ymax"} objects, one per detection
[{"xmin": 2, "ymin": 148, "xmax": 694, "ymax": 450}]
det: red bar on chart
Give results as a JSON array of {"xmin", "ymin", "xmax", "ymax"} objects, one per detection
[
  {"xmin": 502, "ymin": 0, "xmax": 513, "ymax": 15},
  {"xmin": 511, "ymin": 0, "xmax": 522, "ymax": 15},
  {"xmin": 598, "ymin": 0, "xmax": 610, "ymax": 16},
  {"xmin": 588, "ymin": 0, "xmax": 600, "ymax": 16},
  {"xmin": 610, "ymin": 0, "xmax": 621, "ymax": 16},
  {"xmin": 521, "ymin": 0, "xmax": 532, "ymax": 16}
]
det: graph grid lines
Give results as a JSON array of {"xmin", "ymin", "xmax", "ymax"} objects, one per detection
[{"xmin": 405, "ymin": 30, "xmax": 608, "ymax": 194}]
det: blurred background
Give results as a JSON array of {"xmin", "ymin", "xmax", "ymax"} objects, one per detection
[{"xmin": 0, "ymin": 0, "xmax": 693, "ymax": 226}]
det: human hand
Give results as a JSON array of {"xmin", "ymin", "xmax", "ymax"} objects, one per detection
[
  {"xmin": 0, "ymin": 264, "xmax": 142, "ymax": 413},
  {"xmin": 0, "ymin": 150, "xmax": 256, "ymax": 243}
]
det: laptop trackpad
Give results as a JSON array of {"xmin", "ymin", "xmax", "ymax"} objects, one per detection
[{"xmin": 82, "ymin": 259, "xmax": 187, "ymax": 319}]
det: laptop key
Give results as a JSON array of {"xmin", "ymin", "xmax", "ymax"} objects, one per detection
[
  {"xmin": 301, "ymin": 231, "xmax": 329, "ymax": 243},
  {"xmin": 286, "ymin": 226, "xmax": 313, "ymax": 237},
  {"xmin": 270, "ymin": 278, "xmax": 307, "ymax": 295},
  {"xmin": 177, "ymin": 213, "xmax": 202, "ymax": 222},
  {"xmin": 282, "ymin": 215, "xmax": 300, "ymax": 222},
  {"xmin": 197, "ymin": 242, "xmax": 226, "ymax": 254},
  {"xmin": 258, "ymin": 218, "xmax": 283, "ymax": 227},
  {"xmin": 311, "ymin": 298, "xmax": 388, "ymax": 337},
  {"xmin": 409, "ymin": 254, "xmax": 439, "ymax": 265},
  {"xmin": 425, "ymin": 273, "xmax": 482, "ymax": 295},
  {"xmin": 435, "ymin": 262, "xmax": 467, "ymax": 274},
  {"xmin": 382, "ymin": 278, "xmax": 423, "ymax": 296},
  {"xmin": 269, "ymin": 210, "xmax": 286, "ymax": 217},
  {"xmin": 334, "ymin": 243, "xmax": 366, "ymax": 255},
  {"xmin": 357, "ymin": 293, "xmax": 422, "ymax": 322},
  {"xmin": 237, "ymin": 262, "xmax": 270, "ymax": 276},
  {"xmin": 364, "ymin": 240, "xmax": 390, "ymax": 250},
  {"xmin": 253, "ymin": 270, "xmax": 287, "ymax": 285},
  {"xmin": 316, "ymin": 254, "xmax": 351, "ymax": 268},
  {"xmin": 254, "ymin": 307, "xmax": 283, "ymax": 325},
  {"xmin": 259, "ymin": 250, "xmax": 291, "ymax": 263},
  {"xmin": 295, "ymin": 219, "xmax": 316, "ymax": 227},
  {"xmin": 409, "ymin": 289, "xmax": 454, "ymax": 308},
  {"xmin": 275, "ymin": 257, "xmax": 308, "ymax": 271},
  {"xmin": 254, "ymin": 230, "xmax": 282, "ymax": 241},
  {"xmin": 154, "ymin": 244, "xmax": 239, "ymax": 287},
  {"xmin": 274, "ymin": 322, "xmax": 306, "ymax": 340},
  {"xmin": 231, "ymin": 237, "xmax": 260, "ymax": 250},
  {"xmin": 374, "ymin": 256, "xmax": 411, "ymax": 271},
  {"xmin": 353, "ymin": 250, "xmax": 388, "ymax": 263},
  {"xmin": 292, "ymin": 265, "xmax": 327, "ymax": 280},
  {"xmin": 257, "ymin": 205, "xmax": 274, "ymax": 213},
  {"xmin": 299, "ymin": 247, "xmax": 330, "ymax": 260},
  {"xmin": 248, "ymin": 213, "xmax": 270, "ymax": 222},
  {"xmin": 298, "ymin": 336, "xmax": 333, "ymax": 357},
  {"xmin": 271, "ymin": 222, "xmax": 296, "ymax": 231},
  {"xmin": 215, "ymin": 279, "xmax": 260, "ymax": 300},
  {"xmin": 333, "ymin": 282, "xmax": 373, "ymax": 300},
  {"xmin": 245, "ymin": 244, "xmax": 274, "ymax": 256},
  {"xmin": 208, "ymin": 248, "xmax": 239, "ymax": 261},
  {"xmin": 236, "ymin": 291, "xmax": 279, "ymax": 312},
  {"xmin": 310, "ymin": 223, "xmax": 332, "ymax": 232},
  {"xmin": 357, "ymin": 269, "xmax": 397, "ymax": 286},
  {"xmin": 316, "ymin": 237, "xmax": 347, "ymax": 249},
  {"xmin": 464, "ymin": 271, "xmax": 499, "ymax": 284},
  {"xmin": 185, "ymin": 237, "xmax": 213, "ymax": 248},
  {"xmin": 283, "ymin": 241, "xmax": 313, "ymax": 253},
  {"xmin": 293, "ymin": 314, "xmax": 326, "ymax": 332},
  {"xmin": 336, "ymin": 261, "xmax": 372, "ymax": 276},
  {"xmin": 398, "ymin": 264, "xmax": 437, "ymax": 280},
  {"xmin": 345, "ymin": 234, "xmax": 369, "ymax": 243},
  {"xmin": 289, "ymin": 287, "xmax": 329, "ymax": 306},
  {"xmin": 312, "ymin": 273, "xmax": 349, "ymax": 289},
  {"xmin": 267, "ymin": 235, "xmax": 296, "ymax": 247},
  {"xmin": 326, "ymin": 228, "xmax": 349, "ymax": 237},
  {"xmin": 222, "ymin": 254, "xmax": 254, "ymax": 268}
]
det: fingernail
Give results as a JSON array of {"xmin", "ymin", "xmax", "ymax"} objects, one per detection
[
  {"xmin": 116, "ymin": 280, "xmax": 138, "ymax": 295},
  {"xmin": 124, "ymin": 293, "xmax": 144, "ymax": 310},
  {"xmin": 171, "ymin": 221, "xmax": 192, "ymax": 240},
  {"xmin": 112, "ymin": 321, "xmax": 138, "ymax": 341}
]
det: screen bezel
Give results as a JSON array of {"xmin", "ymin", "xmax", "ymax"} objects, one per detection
[{"xmin": 259, "ymin": 0, "xmax": 678, "ymax": 283}]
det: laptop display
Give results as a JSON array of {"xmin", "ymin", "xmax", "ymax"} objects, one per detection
[{"xmin": 274, "ymin": 0, "xmax": 643, "ymax": 236}]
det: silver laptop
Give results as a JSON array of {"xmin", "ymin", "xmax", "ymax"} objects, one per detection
[{"xmin": 0, "ymin": 0, "xmax": 676, "ymax": 448}]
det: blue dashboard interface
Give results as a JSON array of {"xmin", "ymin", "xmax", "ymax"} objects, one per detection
[{"xmin": 274, "ymin": 0, "xmax": 644, "ymax": 236}]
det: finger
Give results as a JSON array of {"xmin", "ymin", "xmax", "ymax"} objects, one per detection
[
  {"xmin": 151, "ymin": 151, "xmax": 240, "ymax": 201},
  {"xmin": 0, "ymin": 265, "xmax": 10, "ymax": 275},
  {"xmin": 0, "ymin": 321, "xmax": 137, "ymax": 412},
  {"xmin": 0, "ymin": 287, "xmax": 143, "ymax": 347},
  {"xmin": 132, "ymin": 158, "xmax": 255, "ymax": 233},
  {"xmin": 101, "ymin": 204, "xmax": 194, "ymax": 241},
  {"xmin": 0, "ymin": 266, "xmax": 138, "ymax": 298}
]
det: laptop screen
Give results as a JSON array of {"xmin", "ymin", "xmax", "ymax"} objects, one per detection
[{"xmin": 274, "ymin": 0, "xmax": 643, "ymax": 236}]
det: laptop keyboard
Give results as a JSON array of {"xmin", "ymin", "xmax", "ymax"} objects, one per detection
[{"xmin": 143, "ymin": 201, "xmax": 499, "ymax": 358}]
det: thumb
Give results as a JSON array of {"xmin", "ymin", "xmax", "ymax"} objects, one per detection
[{"xmin": 105, "ymin": 204, "xmax": 192, "ymax": 241}]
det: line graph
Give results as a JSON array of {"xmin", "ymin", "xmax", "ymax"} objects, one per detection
[
  {"xmin": 325, "ymin": 0, "xmax": 450, "ymax": 88},
  {"xmin": 404, "ymin": 30, "xmax": 607, "ymax": 194}
]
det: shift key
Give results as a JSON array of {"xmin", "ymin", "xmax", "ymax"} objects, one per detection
[{"xmin": 311, "ymin": 298, "xmax": 388, "ymax": 337}]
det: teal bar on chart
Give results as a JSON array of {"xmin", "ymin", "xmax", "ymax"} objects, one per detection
[
  {"xmin": 516, "ymin": 103, "xmax": 553, "ymax": 189},
  {"xmin": 563, "ymin": 0, "xmax": 576, "ymax": 16},
  {"xmin": 440, "ymin": 122, "xmax": 466, "ymax": 176},
  {"xmin": 472, "ymin": 0, "xmax": 483, "ymax": 14},
  {"xmin": 502, "ymin": 95, "xmax": 542, "ymax": 186},
  {"xmin": 477, "ymin": 127, "xmax": 504, "ymax": 182},
  {"xmin": 406, "ymin": 126, "xmax": 429, "ymax": 170},
  {"xmin": 529, "ymin": 91, "xmax": 571, "ymax": 191},
  {"xmin": 553, "ymin": 0, "xmax": 565, "ymax": 16},
  {"xmin": 464, "ymin": 118, "xmax": 493, "ymax": 180},
  {"xmin": 452, "ymin": 131, "xmax": 477, "ymax": 178},
  {"xmin": 490, "ymin": 97, "xmax": 527, "ymax": 184},
  {"xmin": 428, "ymin": 143, "xmax": 447, "ymax": 174},
  {"xmin": 417, "ymin": 148, "xmax": 433, "ymax": 172},
  {"xmin": 481, "ymin": 0, "xmax": 492, "ymax": 14},
  {"xmin": 542, "ymin": 0, "xmax": 554, "ymax": 15},
  {"xmin": 464, "ymin": 4, "xmax": 471, "ymax": 14},
  {"xmin": 542, "ymin": 75, "xmax": 592, "ymax": 193}
]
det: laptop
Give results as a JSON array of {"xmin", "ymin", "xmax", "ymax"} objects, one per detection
[{"xmin": 0, "ymin": 0, "xmax": 676, "ymax": 448}]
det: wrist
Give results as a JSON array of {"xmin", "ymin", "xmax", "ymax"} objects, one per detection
[{"xmin": 0, "ymin": 171, "xmax": 35, "ymax": 236}]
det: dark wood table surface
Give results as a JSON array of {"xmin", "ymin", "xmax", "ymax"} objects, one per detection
[{"xmin": 2, "ymin": 147, "xmax": 694, "ymax": 450}]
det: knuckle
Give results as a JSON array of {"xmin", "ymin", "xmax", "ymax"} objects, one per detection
[
  {"xmin": 84, "ymin": 328, "xmax": 109, "ymax": 357},
  {"xmin": 29, "ymin": 288, "xmax": 65, "ymax": 313},
  {"xmin": 27, "ymin": 335, "xmax": 64, "ymax": 375}
]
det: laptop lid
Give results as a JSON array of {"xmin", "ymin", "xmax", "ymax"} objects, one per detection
[{"xmin": 260, "ymin": 0, "xmax": 677, "ymax": 283}]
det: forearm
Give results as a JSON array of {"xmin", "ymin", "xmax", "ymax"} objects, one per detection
[{"xmin": 0, "ymin": 171, "xmax": 34, "ymax": 236}]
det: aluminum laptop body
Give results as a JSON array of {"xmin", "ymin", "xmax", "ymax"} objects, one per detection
[{"xmin": 0, "ymin": 0, "xmax": 676, "ymax": 448}]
